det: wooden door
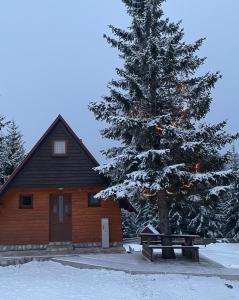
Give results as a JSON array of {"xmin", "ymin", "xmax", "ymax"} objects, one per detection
[{"xmin": 49, "ymin": 194, "xmax": 72, "ymax": 242}]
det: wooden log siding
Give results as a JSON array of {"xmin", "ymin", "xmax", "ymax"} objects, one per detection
[
  {"xmin": 0, "ymin": 188, "xmax": 122, "ymax": 245},
  {"xmin": 9, "ymin": 121, "xmax": 106, "ymax": 189}
]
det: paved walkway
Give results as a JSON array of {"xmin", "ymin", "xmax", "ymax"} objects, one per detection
[
  {"xmin": 1, "ymin": 248, "xmax": 239, "ymax": 280},
  {"xmin": 0, "ymin": 247, "xmax": 123, "ymax": 267},
  {"xmin": 53, "ymin": 253, "xmax": 239, "ymax": 280}
]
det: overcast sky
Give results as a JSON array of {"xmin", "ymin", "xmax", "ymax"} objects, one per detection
[{"xmin": 0, "ymin": 0, "xmax": 238, "ymax": 162}]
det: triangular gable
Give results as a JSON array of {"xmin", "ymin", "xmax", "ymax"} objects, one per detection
[{"xmin": 0, "ymin": 115, "xmax": 107, "ymax": 198}]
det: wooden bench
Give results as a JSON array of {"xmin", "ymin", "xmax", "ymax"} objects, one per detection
[
  {"xmin": 142, "ymin": 243, "xmax": 200, "ymax": 262},
  {"xmin": 141, "ymin": 240, "xmax": 183, "ymax": 246}
]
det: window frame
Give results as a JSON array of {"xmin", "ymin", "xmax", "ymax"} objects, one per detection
[
  {"xmin": 88, "ymin": 193, "xmax": 101, "ymax": 207},
  {"xmin": 19, "ymin": 194, "xmax": 33, "ymax": 209},
  {"xmin": 52, "ymin": 140, "xmax": 68, "ymax": 157}
]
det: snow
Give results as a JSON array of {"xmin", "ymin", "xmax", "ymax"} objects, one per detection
[
  {"xmin": 208, "ymin": 185, "xmax": 233, "ymax": 196},
  {"xmin": 143, "ymin": 224, "xmax": 160, "ymax": 234},
  {"xmin": 124, "ymin": 243, "xmax": 143, "ymax": 252},
  {"xmin": 200, "ymin": 243, "xmax": 239, "ymax": 269},
  {"xmin": 192, "ymin": 169, "xmax": 233, "ymax": 181},
  {"xmin": 0, "ymin": 261, "xmax": 239, "ymax": 300},
  {"xmin": 124, "ymin": 242, "xmax": 239, "ymax": 270},
  {"xmin": 163, "ymin": 164, "xmax": 185, "ymax": 174},
  {"xmin": 136, "ymin": 149, "xmax": 170, "ymax": 160},
  {"xmin": 181, "ymin": 141, "xmax": 201, "ymax": 151}
]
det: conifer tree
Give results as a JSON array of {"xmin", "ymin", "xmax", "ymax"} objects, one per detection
[
  {"xmin": 89, "ymin": 0, "xmax": 238, "ymax": 258},
  {"xmin": 229, "ymin": 145, "xmax": 239, "ymax": 171},
  {"xmin": 0, "ymin": 115, "xmax": 5, "ymax": 130},
  {"xmin": 0, "ymin": 115, "xmax": 7, "ymax": 185},
  {"xmin": 169, "ymin": 199, "xmax": 192, "ymax": 234},
  {"xmin": 122, "ymin": 210, "xmax": 137, "ymax": 238},
  {"xmin": 135, "ymin": 198, "xmax": 159, "ymax": 232},
  {"xmin": 188, "ymin": 202, "xmax": 223, "ymax": 238},
  {"xmin": 223, "ymin": 146, "xmax": 239, "ymax": 239},
  {"xmin": 224, "ymin": 186, "xmax": 239, "ymax": 240},
  {"xmin": 1, "ymin": 120, "xmax": 25, "ymax": 184}
]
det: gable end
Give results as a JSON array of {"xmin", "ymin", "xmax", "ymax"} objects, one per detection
[{"xmin": 0, "ymin": 115, "xmax": 107, "ymax": 198}]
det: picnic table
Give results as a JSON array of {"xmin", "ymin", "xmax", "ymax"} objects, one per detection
[{"xmin": 140, "ymin": 233, "xmax": 200, "ymax": 262}]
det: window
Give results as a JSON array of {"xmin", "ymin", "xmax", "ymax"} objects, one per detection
[
  {"xmin": 19, "ymin": 195, "xmax": 33, "ymax": 209},
  {"xmin": 53, "ymin": 140, "xmax": 67, "ymax": 155},
  {"xmin": 88, "ymin": 193, "xmax": 101, "ymax": 207}
]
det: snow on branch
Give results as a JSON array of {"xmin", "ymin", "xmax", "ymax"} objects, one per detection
[
  {"xmin": 208, "ymin": 185, "xmax": 234, "ymax": 197},
  {"xmin": 191, "ymin": 169, "xmax": 233, "ymax": 183},
  {"xmin": 95, "ymin": 180, "xmax": 141, "ymax": 200},
  {"xmin": 163, "ymin": 164, "xmax": 185, "ymax": 175},
  {"xmin": 136, "ymin": 149, "xmax": 169, "ymax": 160}
]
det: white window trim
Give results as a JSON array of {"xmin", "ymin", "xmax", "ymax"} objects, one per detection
[{"xmin": 53, "ymin": 140, "xmax": 67, "ymax": 155}]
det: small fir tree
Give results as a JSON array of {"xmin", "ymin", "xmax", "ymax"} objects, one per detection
[
  {"xmin": 89, "ymin": 0, "xmax": 238, "ymax": 258},
  {"xmin": 1, "ymin": 121, "xmax": 25, "ymax": 184}
]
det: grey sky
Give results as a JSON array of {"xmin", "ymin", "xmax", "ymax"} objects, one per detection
[{"xmin": 0, "ymin": 0, "xmax": 238, "ymax": 162}]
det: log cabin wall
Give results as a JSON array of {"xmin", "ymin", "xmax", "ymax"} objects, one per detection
[
  {"xmin": 7, "ymin": 120, "xmax": 106, "ymax": 190},
  {"xmin": 0, "ymin": 116, "xmax": 123, "ymax": 247},
  {"xmin": 0, "ymin": 187, "xmax": 122, "ymax": 246}
]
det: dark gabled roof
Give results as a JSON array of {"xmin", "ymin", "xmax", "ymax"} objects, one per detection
[{"xmin": 0, "ymin": 115, "xmax": 107, "ymax": 198}]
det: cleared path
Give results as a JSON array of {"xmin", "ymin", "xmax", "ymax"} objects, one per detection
[{"xmin": 52, "ymin": 252, "xmax": 239, "ymax": 280}]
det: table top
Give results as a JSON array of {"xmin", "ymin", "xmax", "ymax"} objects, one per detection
[{"xmin": 140, "ymin": 233, "xmax": 200, "ymax": 238}]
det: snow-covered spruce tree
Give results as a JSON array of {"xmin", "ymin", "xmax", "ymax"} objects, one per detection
[
  {"xmin": 89, "ymin": 0, "xmax": 238, "ymax": 258},
  {"xmin": 1, "ymin": 120, "xmax": 25, "ymax": 184},
  {"xmin": 188, "ymin": 202, "xmax": 224, "ymax": 238},
  {"xmin": 122, "ymin": 210, "xmax": 137, "ymax": 238},
  {"xmin": 228, "ymin": 145, "xmax": 239, "ymax": 171},
  {"xmin": 223, "ymin": 147, "xmax": 239, "ymax": 240},
  {"xmin": 169, "ymin": 198, "xmax": 193, "ymax": 234},
  {"xmin": 224, "ymin": 184, "xmax": 239, "ymax": 240},
  {"xmin": 135, "ymin": 198, "xmax": 159, "ymax": 232},
  {"xmin": 0, "ymin": 115, "xmax": 7, "ymax": 185}
]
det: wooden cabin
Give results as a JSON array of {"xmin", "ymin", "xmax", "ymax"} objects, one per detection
[{"xmin": 0, "ymin": 115, "xmax": 123, "ymax": 251}]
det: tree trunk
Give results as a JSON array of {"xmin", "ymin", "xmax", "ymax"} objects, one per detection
[{"xmin": 157, "ymin": 192, "xmax": 176, "ymax": 259}]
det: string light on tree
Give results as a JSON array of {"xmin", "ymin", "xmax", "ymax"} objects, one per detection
[
  {"xmin": 178, "ymin": 81, "xmax": 187, "ymax": 93},
  {"xmin": 182, "ymin": 183, "xmax": 193, "ymax": 189},
  {"xmin": 166, "ymin": 190, "xmax": 178, "ymax": 196},
  {"xmin": 143, "ymin": 189, "xmax": 157, "ymax": 198},
  {"xmin": 155, "ymin": 126, "xmax": 164, "ymax": 133},
  {"xmin": 194, "ymin": 163, "xmax": 200, "ymax": 173}
]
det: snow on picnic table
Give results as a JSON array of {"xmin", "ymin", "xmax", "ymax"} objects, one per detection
[
  {"xmin": 124, "ymin": 242, "xmax": 239, "ymax": 269},
  {"xmin": 0, "ymin": 261, "xmax": 238, "ymax": 300}
]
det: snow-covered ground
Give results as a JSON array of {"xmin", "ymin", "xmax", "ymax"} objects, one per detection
[
  {"xmin": 200, "ymin": 243, "xmax": 239, "ymax": 269},
  {"xmin": 0, "ymin": 243, "xmax": 238, "ymax": 299},
  {"xmin": 124, "ymin": 242, "xmax": 239, "ymax": 269},
  {"xmin": 0, "ymin": 261, "xmax": 239, "ymax": 300}
]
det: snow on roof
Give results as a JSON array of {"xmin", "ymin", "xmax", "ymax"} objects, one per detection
[{"xmin": 141, "ymin": 224, "xmax": 160, "ymax": 234}]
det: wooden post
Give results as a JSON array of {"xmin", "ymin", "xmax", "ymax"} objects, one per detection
[{"xmin": 101, "ymin": 218, "xmax": 110, "ymax": 249}]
